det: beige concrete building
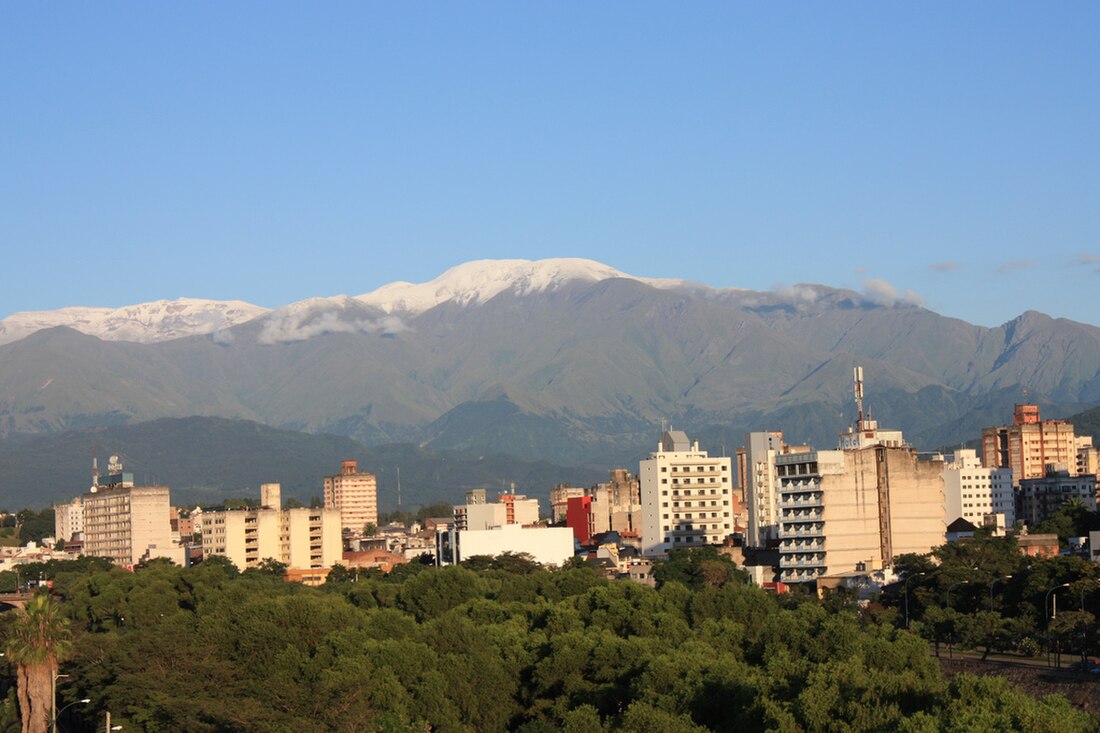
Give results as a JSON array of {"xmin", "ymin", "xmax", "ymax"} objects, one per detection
[
  {"xmin": 202, "ymin": 484, "xmax": 342, "ymax": 572},
  {"xmin": 640, "ymin": 430, "xmax": 735, "ymax": 556},
  {"xmin": 82, "ymin": 485, "xmax": 174, "ymax": 567},
  {"xmin": 1077, "ymin": 437, "xmax": 1099, "ymax": 477},
  {"xmin": 982, "ymin": 404, "xmax": 1079, "ymax": 483},
  {"xmin": 550, "ymin": 485, "xmax": 586, "ymax": 523},
  {"xmin": 777, "ymin": 405, "xmax": 946, "ymax": 585},
  {"xmin": 737, "ymin": 431, "xmax": 813, "ymax": 548},
  {"xmin": 323, "ymin": 460, "xmax": 378, "ymax": 534}
]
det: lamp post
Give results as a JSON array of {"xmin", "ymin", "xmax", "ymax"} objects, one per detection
[
  {"xmin": 988, "ymin": 574, "xmax": 1013, "ymax": 612},
  {"xmin": 945, "ymin": 580, "xmax": 970, "ymax": 659},
  {"xmin": 52, "ymin": 696, "xmax": 89, "ymax": 733},
  {"xmin": 1045, "ymin": 582, "xmax": 1072, "ymax": 668},
  {"xmin": 946, "ymin": 580, "xmax": 970, "ymax": 611},
  {"xmin": 904, "ymin": 572, "xmax": 926, "ymax": 629},
  {"xmin": 51, "ymin": 672, "xmax": 68, "ymax": 733}
]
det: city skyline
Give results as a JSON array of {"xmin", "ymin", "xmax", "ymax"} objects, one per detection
[{"xmin": 2, "ymin": 4, "xmax": 1098, "ymax": 327}]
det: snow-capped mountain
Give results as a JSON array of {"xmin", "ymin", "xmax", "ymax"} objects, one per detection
[
  {"xmin": 356, "ymin": 258, "xmax": 690, "ymax": 314},
  {"xmin": 0, "ymin": 298, "xmax": 269, "ymax": 346}
]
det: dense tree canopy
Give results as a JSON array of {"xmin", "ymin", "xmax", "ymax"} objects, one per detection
[{"xmin": 0, "ymin": 545, "xmax": 1094, "ymax": 732}]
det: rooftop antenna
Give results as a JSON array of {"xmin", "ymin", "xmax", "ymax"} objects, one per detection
[
  {"xmin": 396, "ymin": 466, "xmax": 402, "ymax": 508},
  {"xmin": 854, "ymin": 366, "xmax": 865, "ymax": 430}
]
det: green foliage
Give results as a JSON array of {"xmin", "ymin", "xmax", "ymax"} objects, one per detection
[
  {"xmin": 651, "ymin": 547, "xmax": 748, "ymax": 590},
  {"xmin": 3, "ymin": 542, "xmax": 1093, "ymax": 733}
]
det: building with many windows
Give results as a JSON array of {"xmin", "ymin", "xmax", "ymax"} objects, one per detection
[
  {"xmin": 775, "ymin": 371, "xmax": 946, "ymax": 585},
  {"xmin": 453, "ymin": 489, "xmax": 540, "ymax": 531},
  {"xmin": 202, "ymin": 483, "xmax": 342, "ymax": 572},
  {"xmin": 982, "ymin": 404, "xmax": 1079, "ymax": 483},
  {"xmin": 640, "ymin": 430, "xmax": 734, "ymax": 556},
  {"xmin": 941, "ymin": 449, "xmax": 1015, "ymax": 528},
  {"xmin": 323, "ymin": 460, "xmax": 378, "ymax": 534},
  {"xmin": 82, "ymin": 481, "xmax": 174, "ymax": 567},
  {"xmin": 1017, "ymin": 467, "xmax": 1098, "ymax": 526}
]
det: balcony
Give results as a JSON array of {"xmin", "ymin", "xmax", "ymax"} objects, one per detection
[
  {"xmin": 780, "ymin": 495, "xmax": 823, "ymax": 508},
  {"xmin": 780, "ymin": 539, "xmax": 825, "ymax": 553}
]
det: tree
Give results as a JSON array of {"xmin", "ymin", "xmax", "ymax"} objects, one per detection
[{"xmin": 5, "ymin": 594, "xmax": 71, "ymax": 733}]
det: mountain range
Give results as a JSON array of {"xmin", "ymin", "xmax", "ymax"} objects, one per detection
[{"xmin": 1, "ymin": 258, "xmax": 1098, "ymax": 502}]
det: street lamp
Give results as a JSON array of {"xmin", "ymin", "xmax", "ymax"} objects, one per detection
[
  {"xmin": 1045, "ymin": 582, "xmax": 1072, "ymax": 669},
  {"xmin": 946, "ymin": 580, "xmax": 970, "ymax": 611},
  {"xmin": 1045, "ymin": 582, "xmax": 1072, "ymax": 624},
  {"xmin": 51, "ymin": 672, "xmax": 68, "ymax": 733},
  {"xmin": 988, "ymin": 574, "xmax": 1013, "ymax": 612},
  {"xmin": 904, "ymin": 572, "xmax": 926, "ymax": 628},
  {"xmin": 52, "ymin": 697, "xmax": 89, "ymax": 733}
]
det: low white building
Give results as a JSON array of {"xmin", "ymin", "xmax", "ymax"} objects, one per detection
[{"xmin": 435, "ymin": 523, "xmax": 574, "ymax": 567}]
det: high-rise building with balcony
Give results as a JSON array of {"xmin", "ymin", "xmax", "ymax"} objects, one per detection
[
  {"xmin": 82, "ymin": 483, "xmax": 174, "ymax": 567},
  {"xmin": 640, "ymin": 430, "xmax": 734, "ymax": 556},
  {"xmin": 202, "ymin": 483, "xmax": 342, "ymax": 572},
  {"xmin": 981, "ymin": 404, "xmax": 1079, "ymax": 483},
  {"xmin": 323, "ymin": 460, "xmax": 378, "ymax": 534},
  {"xmin": 776, "ymin": 368, "xmax": 945, "ymax": 584}
]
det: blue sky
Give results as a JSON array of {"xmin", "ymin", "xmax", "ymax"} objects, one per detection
[{"xmin": 2, "ymin": 3, "xmax": 1097, "ymax": 327}]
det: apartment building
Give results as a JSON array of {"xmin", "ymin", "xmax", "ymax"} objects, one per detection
[
  {"xmin": 323, "ymin": 460, "xmax": 378, "ymax": 534},
  {"xmin": 982, "ymin": 404, "xmax": 1079, "ymax": 482},
  {"xmin": 82, "ymin": 484, "xmax": 174, "ymax": 566},
  {"xmin": 202, "ymin": 483, "xmax": 342, "ymax": 571},
  {"xmin": 53, "ymin": 496, "xmax": 83, "ymax": 543},
  {"xmin": 640, "ymin": 430, "xmax": 734, "ymax": 556},
  {"xmin": 1017, "ymin": 467, "xmax": 1098, "ymax": 526},
  {"xmin": 941, "ymin": 449, "xmax": 1015, "ymax": 527},
  {"xmin": 453, "ymin": 489, "xmax": 539, "ymax": 531}
]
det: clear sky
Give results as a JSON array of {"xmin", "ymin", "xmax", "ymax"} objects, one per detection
[{"xmin": 2, "ymin": 3, "xmax": 1097, "ymax": 327}]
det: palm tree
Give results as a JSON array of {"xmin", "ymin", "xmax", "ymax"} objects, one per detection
[{"xmin": 5, "ymin": 594, "xmax": 71, "ymax": 733}]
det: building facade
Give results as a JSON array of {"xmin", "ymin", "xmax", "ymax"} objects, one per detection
[
  {"xmin": 777, "ymin": 426, "xmax": 946, "ymax": 585},
  {"xmin": 738, "ymin": 431, "xmax": 801, "ymax": 548},
  {"xmin": 435, "ymin": 523, "xmax": 574, "ymax": 567},
  {"xmin": 941, "ymin": 449, "xmax": 1015, "ymax": 528},
  {"xmin": 82, "ymin": 485, "xmax": 174, "ymax": 566},
  {"xmin": 981, "ymin": 404, "xmax": 1079, "ymax": 483},
  {"xmin": 1017, "ymin": 468, "xmax": 1098, "ymax": 526},
  {"xmin": 323, "ymin": 460, "xmax": 378, "ymax": 534},
  {"xmin": 53, "ymin": 497, "xmax": 83, "ymax": 543},
  {"xmin": 453, "ymin": 491, "xmax": 539, "ymax": 531},
  {"xmin": 640, "ymin": 430, "xmax": 734, "ymax": 556},
  {"xmin": 202, "ymin": 484, "xmax": 342, "ymax": 572}
]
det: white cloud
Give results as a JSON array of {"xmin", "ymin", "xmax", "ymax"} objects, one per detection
[
  {"xmin": 861, "ymin": 278, "xmax": 924, "ymax": 307},
  {"xmin": 929, "ymin": 261, "xmax": 959, "ymax": 272},
  {"xmin": 258, "ymin": 310, "xmax": 409, "ymax": 345}
]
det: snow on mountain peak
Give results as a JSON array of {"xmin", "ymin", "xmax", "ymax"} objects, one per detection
[
  {"xmin": 356, "ymin": 258, "xmax": 686, "ymax": 314},
  {"xmin": 0, "ymin": 298, "xmax": 269, "ymax": 345}
]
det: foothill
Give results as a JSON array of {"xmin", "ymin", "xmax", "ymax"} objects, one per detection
[{"xmin": 2, "ymin": 369, "xmax": 1098, "ymax": 732}]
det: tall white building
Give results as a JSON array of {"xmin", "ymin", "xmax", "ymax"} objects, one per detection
[
  {"xmin": 640, "ymin": 430, "xmax": 734, "ymax": 556},
  {"xmin": 941, "ymin": 449, "xmax": 1015, "ymax": 528}
]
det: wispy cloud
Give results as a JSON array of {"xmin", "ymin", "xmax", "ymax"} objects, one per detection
[
  {"xmin": 1070, "ymin": 253, "xmax": 1100, "ymax": 273},
  {"xmin": 258, "ymin": 310, "xmax": 409, "ymax": 345},
  {"xmin": 861, "ymin": 278, "xmax": 924, "ymax": 307},
  {"xmin": 929, "ymin": 261, "xmax": 959, "ymax": 272},
  {"xmin": 996, "ymin": 259, "xmax": 1037, "ymax": 274}
]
